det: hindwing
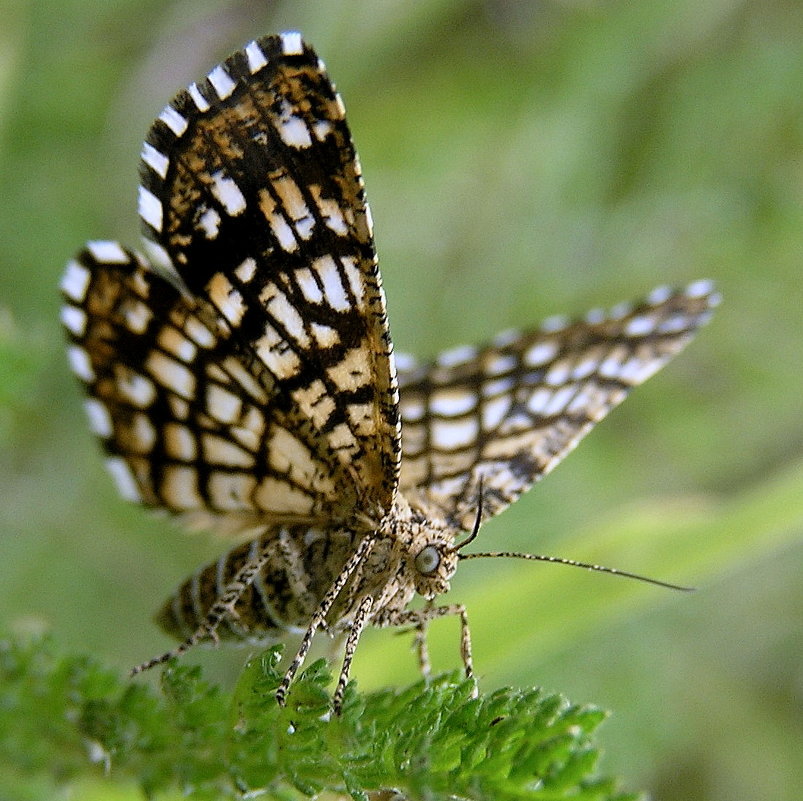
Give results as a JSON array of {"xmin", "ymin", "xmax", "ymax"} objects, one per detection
[{"xmin": 397, "ymin": 282, "xmax": 719, "ymax": 530}]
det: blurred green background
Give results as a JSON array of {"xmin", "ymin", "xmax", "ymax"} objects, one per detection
[{"xmin": 1, "ymin": 0, "xmax": 801, "ymax": 799}]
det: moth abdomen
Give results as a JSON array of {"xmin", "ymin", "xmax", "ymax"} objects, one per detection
[
  {"xmin": 156, "ymin": 535, "xmax": 296, "ymax": 643},
  {"xmin": 155, "ymin": 526, "xmax": 367, "ymax": 644}
]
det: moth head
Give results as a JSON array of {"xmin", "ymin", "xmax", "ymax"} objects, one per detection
[
  {"xmin": 408, "ymin": 478, "xmax": 486, "ymax": 598},
  {"xmin": 411, "ymin": 539, "xmax": 458, "ymax": 598}
]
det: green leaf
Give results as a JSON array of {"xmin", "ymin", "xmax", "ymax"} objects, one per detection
[{"xmin": 0, "ymin": 634, "xmax": 641, "ymax": 800}]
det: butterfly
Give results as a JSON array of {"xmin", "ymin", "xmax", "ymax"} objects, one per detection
[{"xmin": 61, "ymin": 32, "xmax": 719, "ymax": 712}]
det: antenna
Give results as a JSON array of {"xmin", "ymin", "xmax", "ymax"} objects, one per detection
[
  {"xmin": 458, "ymin": 550, "xmax": 693, "ymax": 591},
  {"xmin": 455, "ymin": 477, "xmax": 484, "ymax": 551}
]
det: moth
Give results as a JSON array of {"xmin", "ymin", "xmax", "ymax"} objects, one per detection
[{"xmin": 60, "ymin": 32, "xmax": 719, "ymax": 711}]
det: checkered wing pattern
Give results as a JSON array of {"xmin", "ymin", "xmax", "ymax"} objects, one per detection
[
  {"xmin": 61, "ymin": 33, "xmax": 401, "ymax": 529},
  {"xmin": 398, "ymin": 282, "xmax": 719, "ymax": 531}
]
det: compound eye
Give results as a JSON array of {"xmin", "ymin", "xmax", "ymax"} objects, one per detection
[{"xmin": 414, "ymin": 545, "xmax": 441, "ymax": 576}]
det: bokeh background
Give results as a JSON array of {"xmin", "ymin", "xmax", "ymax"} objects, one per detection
[{"xmin": 1, "ymin": 1, "xmax": 801, "ymax": 799}]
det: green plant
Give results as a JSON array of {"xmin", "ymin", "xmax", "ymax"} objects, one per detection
[{"xmin": 0, "ymin": 634, "xmax": 639, "ymax": 801}]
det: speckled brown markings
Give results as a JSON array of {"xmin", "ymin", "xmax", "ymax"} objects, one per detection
[{"xmin": 62, "ymin": 33, "xmax": 719, "ymax": 712}]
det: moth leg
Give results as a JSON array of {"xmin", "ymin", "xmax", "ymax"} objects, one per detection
[
  {"xmin": 277, "ymin": 528, "xmax": 320, "ymax": 619},
  {"xmin": 408, "ymin": 598, "xmax": 434, "ymax": 679},
  {"xmin": 130, "ymin": 540, "xmax": 273, "ymax": 676},
  {"xmin": 375, "ymin": 603, "xmax": 475, "ymax": 693},
  {"xmin": 332, "ymin": 594, "xmax": 374, "ymax": 714},
  {"xmin": 276, "ymin": 534, "xmax": 375, "ymax": 707},
  {"xmin": 414, "ymin": 615, "xmax": 432, "ymax": 679}
]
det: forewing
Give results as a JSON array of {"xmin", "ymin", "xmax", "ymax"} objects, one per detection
[
  {"xmin": 61, "ymin": 242, "xmax": 368, "ymax": 530},
  {"xmin": 137, "ymin": 32, "xmax": 400, "ymax": 516},
  {"xmin": 398, "ymin": 282, "xmax": 719, "ymax": 530}
]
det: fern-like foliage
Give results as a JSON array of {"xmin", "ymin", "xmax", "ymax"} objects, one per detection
[{"xmin": 0, "ymin": 634, "xmax": 640, "ymax": 800}]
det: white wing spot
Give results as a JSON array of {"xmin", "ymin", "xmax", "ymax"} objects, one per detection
[
  {"xmin": 60, "ymin": 304, "xmax": 87, "ymax": 336},
  {"xmin": 210, "ymin": 172, "xmax": 247, "ymax": 216},
  {"xmin": 145, "ymin": 351, "xmax": 196, "ymax": 399},
  {"xmin": 197, "ymin": 207, "xmax": 221, "ymax": 239},
  {"xmin": 273, "ymin": 173, "xmax": 313, "ymax": 231},
  {"xmin": 342, "ymin": 257, "xmax": 364, "ymax": 307},
  {"xmin": 184, "ymin": 316, "xmax": 216, "ymax": 349},
  {"xmin": 86, "ymin": 241, "xmax": 130, "ymax": 265},
  {"xmin": 310, "ymin": 186, "xmax": 348, "ymax": 235},
  {"xmin": 329, "ymin": 422, "xmax": 359, "ymax": 453},
  {"xmin": 545, "ymin": 360, "xmax": 571, "ymax": 387},
  {"xmin": 157, "ymin": 325, "xmax": 198, "ymax": 364},
  {"xmin": 187, "ymin": 82, "xmax": 210, "ymax": 112},
  {"xmin": 431, "ymin": 417, "xmax": 479, "ymax": 450},
  {"xmin": 312, "ymin": 256, "xmax": 349, "ymax": 312},
  {"xmin": 255, "ymin": 477, "xmax": 314, "ymax": 515},
  {"xmin": 482, "ymin": 395, "xmax": 512, "ymax": 430},
  {"xmin": 526, "ymin": 388, "xmax": 552, "ymax": 415},
  {"xmin": 234, "ymin": 257, "xmax": 257, "ymax": 283},
  {"xmin": 84, "ymin": 399, "xmax": 113, "ymax": 437},
  {"xmin": 293, "ymin": 380, "xmax": 335, "ymax": 429},
  {"xmin": 67, "ymin": 346, "xmax": 94, "ymax": 382},
  {"xmin": 312, "ymin": 119, "xmax": 334, "ymax": 141},
  {"xmin": 430, "ymin": 388, "xmax": 477, "ymax": 416},
  {"xmin": 296, "ymin": 267, "xmax": 323, "ymax": 304},
  {"xmin": 436, "ymin": 344, "xmax": 478, "ymax": 368},
  {"xmin": 541, "ymin": 315, "xmax": 568, "ymax": 333},
  {"xmin": 141, "ymin": 142, "xmax": 169, "ymax": 178},
  {"xmin": 105, "ymin": 457, "xmax": 141, "ymax": 502},
  {"xmin": 275, "ymin": 100, "xmax": 312, "ymax": 148},
  {"xmin": 485, "ymin": 353, "xmax": 517, "ymax": 376},
  {"xmin": 295, "ymin": 215, "xmax": 315, "ymax": 239},
  {"xmin": 310, "ymin": 322, "xmax": 340, "ymax": 348},
  {"xmin": 647, "ymin": 285, "xmax": 672, "ymax": 305},
  {"xmin": 571, "ymin": 355, "xmax": 599, "ymax": 380},
  {"xmin": 482, "ymin": 376, "xmax": 516, "ymax": 398},
  {"xmin": 61, "ymin": 260, "xmax": 91, "ymax": 301},
  {"xmin": 202, "ymin": 434, "xmax": 254, "ymax": 468},
  {"xmin": 267, "ymin": 427, "xmax": 317, "ymax": 477},
  {"xmin": 207, "ymin": 65, "xmax": 236, "ymax": 100},
  {"xmin": 206, "ymin": 385, "xmax": 242, "ymax": 424},
  {"xmin": 619, "ymin": 356, "xmax": 661, "ymax": 384},
  {"xmin": 138, "ymin": 186, "xmax": 163, "ymax": 231},
  {"xmin": 327, "ymin": 346, "xmax": 372, "ymax": 390},
  {"xmin": 624, "ymin": 315, "xmax": 656, "ymax": 336},
  {"xmin": 131, "ymin": 412, "xmax": 157, "ymax": 453},
  {"xmin": 259, "ymin": 189, "xmax": 298, "ymax": 252},
  {"xmin": 162, "ymin": 465, "xmax": 203, "ymax": 508},
  {"xmin": 598, "ymin": 347, "xmax": 628, "ymax": 379},
  {"xmin": 165, "ymin": 423, "xmax": 197, "ymax": 461},
  {"xmin": 400, "ymin": 397, "xmax": 425, "ymax": 422},
  {"xmin": 261, "ymin": 284, "xmax": 309, "ymax": 347},
  {"xmin": 545, "ymin": 384, "xmax": 576, "ymax": 416},
  {"xmin": 116, "ymin": 369, "xmax": 156, "ymax": 407},
  {"xmin": 208, "ymin": 273, "xmax": 246, "ymax": 326},
  {"xmin": 158, "ymin": 105, "xmax": 188, "ymax": 137},
  {"xmin": 685, "ymin": 279, "xmax": 715, "ymax": 299},
  {"xmin": 255, "ymin": 326, "xmax": 301, "ymax": 379},
  {"xmin": 123, "ymin": 299, "xmax": 152, "ymax": 334},
  {"xmin": 280, "ymin": 31, "xmax": 304, "ymax": 56},
  {"xmin": 609, "ymin": 301, "xmax": 632, "ymax": 320},
  {"xmin": 524, "ymin": 340, "xmax": 558, "ymax": 367},
  {"xmin": 658, "ymin": 315, "xmax": 693, "ymax": 335},
  {"xmin": 245, "ymin": 41, "xmax": 268, "ymax": 73}
]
